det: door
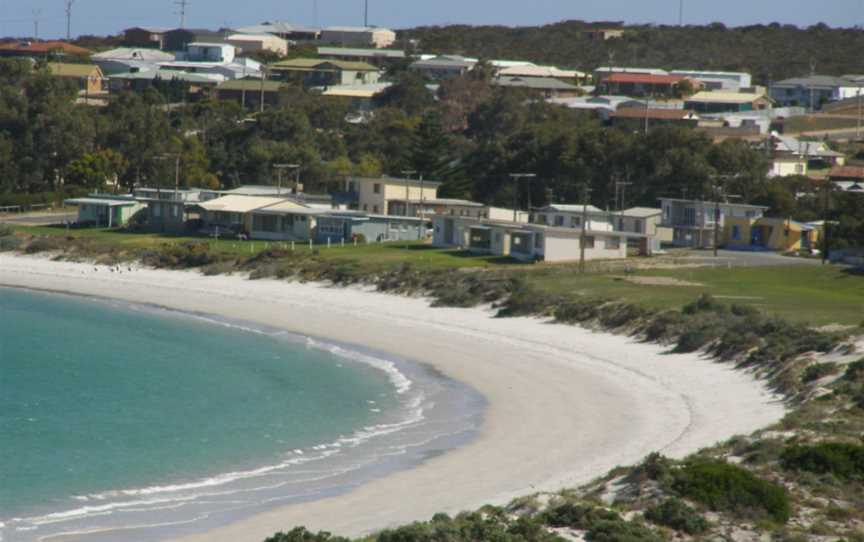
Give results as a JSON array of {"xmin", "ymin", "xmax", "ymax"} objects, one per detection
[{"xmin": 444, "ymin": 219, "xmax": 455, "ymax": 244}]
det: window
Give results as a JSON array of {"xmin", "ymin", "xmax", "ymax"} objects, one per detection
[
  {"xmin": 494, "ymin": 232, "xmax": 501, "ymax": 244},
  {"xmin": 534, "ymin": 233, "xmax": 543, "ymax": 249},
  {"xmin": 554, "ymin": 215, "xmax": 565, "ymax": 227},
  {"xmin": 171, "ymin": 205, "xmax": 179, "ymax": 218},
  {"xmin": 745, "ymin": 210, "xmax": 756, "ymax": 218},
  {"xmin": 373, "ymin": 183, "xmax": 381, "ymax": 194},
  {"xmin": 583, "ymin": 236, "xmax": 595, "ymax": 249},
  {"xmin": 536, "ymin": 214, "xmax": 548, "ymax": 225},
  {"xmin": 570, "ymin": 216, "xmax": 581, "ymax": 228},
  {"xmin": 732, "ymin": 225, "xmax": 741, "ymax": 241},
  {"xmin": 606, "ymin": 236, "xmax": 620, "ymax": 250},
  {"xmin": 618, "ymin": 218, "xmax": 625, "ymax": 231},
  {"xmin": 153, "ymin": 204, "xmax": 161, "ymax": 218},
  {"xmin": 363, "ymin": 204, "xmax": 368, "ymax": 211},
  {"xmin": 683, "ymin": 207, "xmax": 696, "ymax": 226}
]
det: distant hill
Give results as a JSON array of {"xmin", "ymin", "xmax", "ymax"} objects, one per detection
[{"xmin": 395, "ymin": 20, "xmax": 864, "ymax": 84}]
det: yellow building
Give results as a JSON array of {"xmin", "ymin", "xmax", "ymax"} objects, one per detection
[
  {"xmin": 344, "ymin": 176, "xmax": 442, "ymax": 216},
  {"xmin": 725, "ymin": 217, "xmax": 822, "ymax": 252}
]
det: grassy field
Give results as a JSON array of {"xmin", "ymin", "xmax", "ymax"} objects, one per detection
[{"xmin": 7, "ymin": 225, "xmax": 864, "ymax": 327}]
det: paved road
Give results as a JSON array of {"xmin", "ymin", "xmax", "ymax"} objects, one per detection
[
  {"xmin": 0, "ymin": 213, "xmax": 76, "ymax": 226},
  {"xmin": 676, "ymin": 249, "xmax": 823, "ymax": 268}
]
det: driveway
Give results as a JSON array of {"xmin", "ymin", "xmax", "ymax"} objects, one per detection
[
  {"xmin": 675, "ymin": 249, "xmax": 823, "ymax": 268},
  {"xmin": 0, "ymin": 212, "xmax": 76, "ymax": 226}
]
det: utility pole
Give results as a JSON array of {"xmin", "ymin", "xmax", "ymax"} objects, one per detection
[
  {"xmin": 364, "ymin": 0, "xmax": 369, "ymax": 27},
  {"xmin": 175, "ymin": 0, "xmax": 189, "ymax": 29},
  {"xmin": 157, "ymin": 154, "xmax": 182, "ymax": 198},
  {"xmin": 33, "ymin": 9, "xmax": 41, "ymax": 39},
  {"xmin": 579, "ymin": 184, "xmax": 593, "ymax": 274},
  {"xmin": 401, "ymin": 169, "xmax": 416, "ymax": 217},
  {"xmin": 678, "ymin": 0, "xmax": 684, "ymax": 26},
  {"xmin": 65, "ymin": 0, "xmax": 75, "ymax": 41},
  {"xmin": 710, "ymin": 175, "xmax": 741, "ymax": 257},
  {"xmin": 509, "ymin": 173, "xmax": 536, "ymax": 222}
]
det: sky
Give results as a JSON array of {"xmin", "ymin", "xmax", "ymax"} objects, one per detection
[{"xmin": 0, "ymin": 0, "xmax": 862, "ymax": 39}]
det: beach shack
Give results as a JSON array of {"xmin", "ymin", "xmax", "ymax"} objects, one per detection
[
  {"xmin": 316, "ymin": 212, "xmax": 425, "ymax": 243},
  {"xmin": 724, "ymin": 216, "xmax": 822, "ymax": 252},
  {"xmin": 196, "ymin": 195, "xmax": 286, "ymax": 235},
  {"xmin": 65, "ymin": 195, "xmax": 145, "ymax": 227},
  {"xmin": 249, "ymin": 201, "xmax": 321, "ymax": 241}
]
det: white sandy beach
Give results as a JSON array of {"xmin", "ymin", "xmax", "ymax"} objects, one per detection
[{"xmin": 0, "ymin": 254, "xmax": 786, "ymax": 542}]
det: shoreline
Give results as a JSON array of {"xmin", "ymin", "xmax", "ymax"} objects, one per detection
[{"xmin": 0, "ymin": 254, "xmax": 787, "ymax": 542}]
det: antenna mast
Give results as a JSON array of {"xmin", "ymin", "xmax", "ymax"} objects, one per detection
[
  {"xmin": 678, "ymin": 0, "xmax": 684, "ymax": 26},
  {"xmin": 364, "ymin": 0, "xmax": 369, "ymax": 27},
  {"xmin": 175, "ymin": 0, "xmax": 189, "ymax": 28},
  {"xmin": 65, "ymin": 0, "xmax": 75, "ymax": 40},
  {"xmin": 33, "ymin": 8, "xmax": 41, "ymax": 39}
]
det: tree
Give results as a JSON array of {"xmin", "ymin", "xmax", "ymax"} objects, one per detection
[
  {"xmin": 65, "ymin": 149, "xmax": 129, "ymax": 190},
  {"xmin": 373, "ymin": 72, "xmax": 435, "ymax": 115}
]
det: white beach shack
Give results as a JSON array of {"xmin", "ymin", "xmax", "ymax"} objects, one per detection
[
  {"xmin": 195, "ymin": 195, "xmax": 287, "ymax": 236},
  {"xmin": 433, "ymin": 215, "xmax": 646, "ymax": 262},
  {"xmin": 248, "ymin": 200, "xmax": 321, "ymax": 241},
  {"xmin": 65, "ymin": 195, "xmax": 145, "ymax": 227}
]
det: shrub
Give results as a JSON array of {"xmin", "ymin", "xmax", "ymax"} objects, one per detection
[
  {"xmin": 644, "ymin": 498, "xmax": 709, "ymax": 535},
  {"xmin": 0, "ymin": 234, "xmax": 21, "ymax": 252},
  {"xmin": 803, "ymin": 362, "xmax": 840, "ymax": 383},
  {"xmin": 670, "ymin": 460, "xmax": 791, "ymax": 523},
  {"xmin": 585, "ymin": 519, "xmax": 665, "ymax": 542},
  {"xmin": 23, "ymin": 236, "xmax": 66, "ymax": 254},
  {"xmin": 780, "ymin": 442, "xmax": 864, "ymax": 481},
  {"xmin": 264, "ymin": 527, "xmax": 349, "ymax": 542},
  {"xmin": 844, "ymin": 360, "xmax": 864, "ymax": 383},
  {"xmin": 682, "ymin": 294, "xmax": 727, "ymax": 315},
  {"xmin": 542, "ymin": 503, "xmax": 620, "ymax": 529}
]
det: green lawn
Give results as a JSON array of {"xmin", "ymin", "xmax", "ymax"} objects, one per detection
[{"xmin": 8, "ymin": 225, "xmax": 864, "ymax": 326}]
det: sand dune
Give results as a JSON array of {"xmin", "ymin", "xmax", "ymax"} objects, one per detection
[{"xmin": 0, "ymin": 254, "xmax": 785, "ymax": 542}]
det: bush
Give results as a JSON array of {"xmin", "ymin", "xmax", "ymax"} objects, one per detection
[
  {"xmin": 780, "ymin": 442, "xmax": 864, "ymax": 481},
  {"xmin": 802, "ymin": 362, "xmax": 840, "ymax": 383},
  {"xmin": 264, "ymin": 527, "xmax": 349, "ymax": 542},
  {"xmin": 585, "ymin": 519, "xmax": 665, "ymax": 542},
  {"xmin": 542, "ymin": 503, "xmax": 620, "ymax": 529},
  {"xmin": 644, "ymin": 498, "xmax": 709, "ymax": 535},
  {"xmin": 670, "ymin": 460, "xmax": 791, "ymax": 523},
  {"xmin": 682, "ymin": 294, "xmax": 727, "ymax": 315},
  {"xmin": 844, "ymin": 360, "xmax": 864, "ymax": 382}
]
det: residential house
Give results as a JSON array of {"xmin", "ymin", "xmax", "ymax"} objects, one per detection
[
  {"xmin": 725, "ymin": 216, "xmax": 822, "ymax": 253},
  {"xmin": 769, "ymin": 75, "xmax": 860, "ymax": 110},
  {"xmin": 156, "ymin": 44, "xmax": 262, "ymax": 80},
  {"xmin": 684, "ymin": 91, "xmax": 773, "ymax": 114},
  {"xmin": 432, "ymin": 215, "xmax": 643, "ymax": 262},
  {"xmin": 659, "ymin": 198, "xmax": 768, "ymax": 248},
  {"xmin": 383, "ymin": 197, "xmax": 530, "ymax": 222},
  {"xmin": 314, "ymin": 212, "xmax": 424, "ymax": 243},
  {"xmin": 596, "ymin": 73, "xmax": 700, "ymax": 97},
  {"xmin": 321, "ymin": 82, "xmax": 392, "ymax": 111},
  {"xmin": 584, "ymin": 28, "xmax": 626, "ymax": 41},
  {"xmin": 497, "ymin": 64, "xmax": 586, "ymax": 83},
  {"xmin": 163, "ymin": 29, "xmax": 228, "ymax": 52},
  {"xmin": 108, "ymin": 69, "xmax": 222, "ymax": 95},
  {"xmin": 184, "ymin": 42, "xmax": 235, "ymax": 62},
  {"xmin": 320, "ymin": 26, "xmax": 396, "ymax": 48},
  {"xmin": 225, "ymin": 33, "xmax": 289, "ymax": 56},
  {"xmin": 216, "ymin": 79, "xmax": 284, "ymax": 108},
  {"xmin": 123, "ymin": 27, "xmax": 168, "ymax": 49},
  {"xmin": 409, "ymin": 55, "xmax": 476, "ymax": 80},
  {"xmin": 609, "ymin": 108, "xmax": 700, "ymax": 130},
  {"xmin": 269, "ymin": 58, "xmax": 380, "ymax": 87},
  {"xmin": 196, "ymin": 195, "xmax": 287, "ymax": 234},
  {"xmin": 771, "ymin": 135, "xmax": 846, "ymax": 175},
  {"xmin": 341, "ymin": 176, "xmax": 442, "ymax": 215},
  {"xmin": 618, "ymin": 207, "xmax": 671, "ymax": 251},
  {"xmin": 532, "ymin": 204, "xmax": 614, "ymax": 231},
  {"xmin": 828, "ymin": 165, "xmax": 864, "ymax": 183},
  {"xmin": 133, "ymin": 188, "xmax": 204, "ymax": 233},
  {"xmin": 91, "ymin": 48, "xmax": 176, "ymax": 76},
  {"xmin": 669, "ymin": 70, "xmax": 752, "ymax": 92},
  {"xmin": 0, "ymin": 40, "xmax": 91, "ymax": 59},
  {"xmin": 249, "ymin": 201, "xmax": 320, "ymax": 241},
  {"xmin": 46, "ymin": 63, "xmax": 104, "ymax": 95},
  {"xmin": 492, "ymin": 76, "xmax": 582, "ymax": 98},
  {"xmin": 65, "ymin": 195, "xmax": 145, "ymax": 227},
  {"xmin": 234, "ymin": 22, "xmax": 321, "ymax": 42},
  {"xmin": 770, "ymin": 156, "xmax": 809, "ymax": 177},
  {"xmin": 317, "ymin": 47, "xmax": 406, "ymax": 67}
]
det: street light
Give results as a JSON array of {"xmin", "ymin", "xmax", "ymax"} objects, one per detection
[
  {"xmin": 273, "ymin": 163, "xmax": 300, "ymax": 196},
  {"xmin": 509, "ymin": 173, "xmax": 537, "ymax": 222}
]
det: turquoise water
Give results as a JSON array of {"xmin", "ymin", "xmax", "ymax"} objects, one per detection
[{"xmin": 1, "ymin": 288, "xmax": 464, "ymax": 541}]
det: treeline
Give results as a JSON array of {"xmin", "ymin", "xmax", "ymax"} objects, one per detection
[{"xmin": 398, "ymin": 20, "xmax": 864, "ymax": 83}]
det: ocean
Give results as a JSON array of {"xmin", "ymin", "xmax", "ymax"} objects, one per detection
[{"xmin": 0, "ymin": 288, "xmax": 483, "ymax": 541}]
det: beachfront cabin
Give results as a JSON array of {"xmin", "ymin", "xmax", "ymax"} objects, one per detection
[
  {"xmin": 340, "ymin": 176, "xmax": 442, "ymax": 216},
  {"xmin": 433, "ymin": 216, "xmax": 646, "ymax": 262},
  {"xmin": 316, "ymin": 212, "xmax": 425, "ymax": 243},
  {"xmin": 195, "ymin": 195, "xmax": 287, "ymax": 236},
  {"xmin": 249, "ymin": 201, "xmax": 321, "ymax": 241},
  {"xmin": 724, "ymin": 216, "xmax": 822, "ymax": 253},
  {"xmin": 383, "ymin": 197, "xmax": 529, "ymax": 222},
  {"xmin": 660, "ymin": 198, "xmax": 769, "ymax": 249},
  {"xmin": 532, "ymin": 204, "xmax": 615, "ymax": 231},
  {"xmin": 65, "ymin": 196, "xmax": 145, "ymax": 228},
  {"xmin": 618, "ymin": 207, "xmax": 671, "ymax": 251},
  {"xmin": 133, "ymin": 188, "xmax": 205, "ymax": 233}
]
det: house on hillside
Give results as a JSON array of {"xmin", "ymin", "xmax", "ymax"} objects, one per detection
[
  {"xmin": 0, "ymin": 40, "xmax": 91, "ymax": 59},
  {"xmin": 269, "ymin": 58, "xmax": 380, "ymax": 87},
  {"xmin": 769, "ymin": 75, "xmax": 860, "ymax": 110},
  {"xmin": 828, "ymin": 165, "xmax": 864, "ymax": 183},
  {"xmin": 46, "ymin": 63, "xmax": 104, "ymax": 95},
  {"xmin": 492, "ymin": 76, "xmax": 582, "ymax": 98},
  {"xmin": 497, "ymin": 64, "xmax": 586, "ymax": 83},
  {"xmin": 609, "ymin": 108, "xmax": 700, "ymax": 130},
  {"xmin": 684, "ymin": 91, "xmax": 773, "ymax": 114},
  {"xmin": 340, "ymin": 176, "xmax": 442, "ymax": 215},
  {"xmin": 317, "ymin": 47, "xmax": 406, "ymax": 67},
  {"xmin": 409, "ymin": 55, "xmax": 476, "ymax": 80},
  {"xmin": 320, "ymin": 82, "xmax": 392, "ymax": 111},
  {"xmin": 596, "ymin": 73, "xmax": 701, "ymax": 97},
  {"xmin": 234, "ymin": 22, "xmax": 321, "ymax": 42},
  {"xmin": 91, "ymin": 48, "xmax": 176, "ymax": 75},
  {"xmin": 216, "ymin": 79, "xmax": 284, "ymax": 108},
  {"xmin": 432, "ymin": 215, "xmax": 647, "ymax": 262},
  {"xmin": 123, "ymin": 27, "xmax": 169, "ymax": 49},
  {"xmin": 108, "ymin": 69, "xmax": 222, "ymax": 95},
  {"xmin": 659, "ymin": 198, "xmax": 768, "ymax": 248},
  {"xmin": 532, "ymin": 204, "xmax": 614, "ymax": 231},
  {"xmin": 225, "ymin": 33, "xmax": 289, "ymax": 56},
  {"xmin": 584, "ymin": 28, "xmax": 626, "ymax": 41},
  {"xmin": 669, "ymin": 70, "xmax": 752, "ymax": 92},
  {"xmin": 163, "ymin": 29, "xmax": 229, "ymax": 52},
  {"xmin": 320, "ymin": 26, "xmax": 396, "ymax": 48}
]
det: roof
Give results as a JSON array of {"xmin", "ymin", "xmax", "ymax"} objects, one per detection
[
  {"xmin": 391, "ymin": 198, "xmax": 485, "ymax": 207},
  {"xmin": 828, "ymin": 165, "xmax": 864, "ymax": 179},
  {"xmin": 493, "ymin": 76, "xmax": 579, "ymax": 91},
  {"xmin": 322, "ymin": 26, "xmax": 393, "ymax": 33},
  {"xmin": 411, "ymin": 56, "xmax": 475, "ymax": 69},
  {"xmin": 536, "ymin": 204, "xmax": 605, "ymax": 214},
  {"xmin": 254, "ymin": 200, "xmax": 313, "ymax": 213},
  {"xmin": 774, "ymin": 136, "xmax": 844, "ymax": 158},
  {"xmin": 110, "ymin": 69, "xmax": 222, "ymax": 84},
  {"xmin": 66, "ymin": 197, "xmax": 138, "ymax": 207},
  {"xmin": 350, "ymin": 176, "xmax": 443, "ymax": 188},
  {"xmin": 621, "ymin": 207, "xmax": 662, "ymax": 218},
  {"xmin": 92, "ymin": 48, "xmax": 175, "ymax": 61},
  {"xmin": 218, "ymin": 79, "xmax": 283, "ymax": 92},
  {"xmin": 0, "ymin": 40, "xmax": 91, "ymax": 56},
  {"xmin": 498, "ymin": 65, "xmax": 585, "ymax": 79},
  {"xmin": 321, "ymin": 82, "xmax": 391, "ymax": 98},
  {"xmin": 47, "ymin": 63, "xmax": 101, "ymax": 78},
  {"xmin": 270, "ymin": 58, "xmax": 378, "ymax": 72},
  {"xmin": 226, "ymin": 33, "xmax": 287, "ymax": 42},
  {"xmin": 604, "ymin": 73, "xmax": 689, "ymax": 85},
  {"xmin": 234, "ymin": 22, "xmax": 321, "ymax": 35},
  {"xmin": 685, "ymin": 91, "xmax": 767, "ymax": 104},
  {"xmin": 124, "ymin": 27, "xmax": 170, "ymax": 34},
  {"xmin": 659, "ymin": 197, "xmax": 770, "ymax": 210},
  {"xmin": 318, "ymin": 46, "xmax": 405, "ymax": 59},
  {"xmin": 223, "ymin": 185, "xmax": 292, "ymax": 196},
  {"xmin": 612, "ymin": 108, "xmax": 699, "ymax": 120},
  {"xmin": 197, "ymin": 195, "xmax": 288, "ymax": 213},
  {"xmin": 773, "ymin": 75, "xmax": 857, "ymax": 89},
  {"xmin": 595, "ymin": 67, "xmax": 670, "ymax": 76}
]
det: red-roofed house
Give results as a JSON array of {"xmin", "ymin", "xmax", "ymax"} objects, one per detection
[
  {"xmin": 597, "ymin": 73, "xmax": 701, "ymax": 97},
  {"xmin": 0, "ymin": 40, "xmax": 91, "ymax": 58},
  {"xmin": 827, "ymin": 165, "xmax": 864, "ymax": 182},
  {"xmin": 610, "ymin": 108, "xmax": 700, "ymax": 130}
]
